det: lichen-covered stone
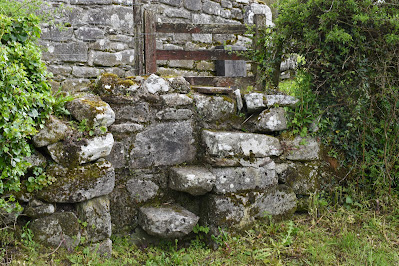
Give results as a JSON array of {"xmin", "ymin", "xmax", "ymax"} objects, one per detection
[
  {"xmin": 254, "ymin": 186, "xmax": 297, "ymax": 217},
  {"xmin": 126, "ymin": 179, "xmax": 159, "ymax": 203},
  {"xmin": 109, "ymin": 123, "xmax": 144, "ymax": 134},
  {"xmin": 169, "ymin": 166, "xmax": 215, "ymax": 196},
  {"xmin": 156, "ymin": 108, "xmax": 193, "ymax": 120},
  {"xmin": 37, "ymin": 159, "xmax": 115, "ymax": 203},
  {"xmin": 130, "ymin": 121, "xmax": 196, "ymax": 168},
  {"xmin": 24, "ymin": 199, "xmax": 55, "ymax": 219},
  {"xmin": 251, "ymin": 107, "xmax": 288, "ymax": 132},
  {"xmin": 33, "ymin": 115, "xmax": 71, "ymax": 147},
  {"xmin": 77, "ymin": 196, "xmax": 111, "ymax": 242},
  {"xmin": 30, "ymin": 212, "xmax": 81, "ymax": 250},
  {"xmin": 244, "ymin": 93, "xmax": 266, "ymax": 113},
  {"xmin": 202, "ymin": 130, "xmax": 282, "ymax": 165},
  {"xmin": 138, "ymin": 205, "xmax": 199, "ymax": 238},
  {"xmin": 168, "ymin": 76, "xmax": 191, "ymax": 93},
  {"xmin": 212, "ymin": 164, "xmax": 277, "ymax": 194},
  {"xmin": 194, "ymin": 94, "xmax": 235, "ymax": 121},
  {"xmin": 265, "ymin": 95, "xmax": 298, "ymax": 107},
  {"xmin": 143, "ymin": 74, "xmax": 170, "ymax": 94},
  {"xmin": 25, "ymin": 151, "xmax": 47, "ymax": 170},
  {"xmin": 67, "ymin": 93, "xmax": 115, "ymax": 127},
  {"xmin": 282, "ymin": 137, "xmax": 321, "ymax": 161},
  {"xmin": 47, "ymin": 133, "xmax": 114, "ymax": 165},
  {"xmin": 161, "ymin": 93, "xmax": 193, "ymax": 106}
]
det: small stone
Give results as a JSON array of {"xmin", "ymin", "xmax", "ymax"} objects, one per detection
[
  {"xmin": 252, "ymin": 107, "xmax": 288, "ymax": 132},
  {"xmin": 168, "ymin": 77, "xmax": 191, "ymax": 93},
  {"xmin": 30, "ymin": 212, "xmax": 81, "ymax": 250},
  {"xmin": 234, "ymin": 89, "xmax": 243, "ymax": 112},
  {"xmin": 265, "ymin": 95, "xmax": 298, "ymax": 107},
  {"xmin": 143, "ymin": 74, "xmax": 170, "ymax": 94},
  {"xmin": 109, "ymin": 123, "xmax": 144, "ymax": 133},
  {"xmin": 33, "ymin": 115, "xmax": 71, "ymax": 147},
  {"xmin": 254, "ymin": 186, "xmax": 297, "ymax": 217},
  {"xmin": 138, "ymin": 205, "xmax": 199, "ymax": 238},
  {"xmin": 244, "ymin": 93, "xmax": 266, "ymax": 113},
  {"xmin": 24, "ymin": 200, "xmax": 55, "ymax": 218},
  {"xmin": 282, "ymin": 137, "xmax": 321, "ymax": 161},
  {"xmin": 169, "ymin": 166, "xmax": 215, "ymax": 196},
  {"xmin": 25, "ymin": 152, "xmax": 47, "ymax": 170},
  {"xmin": 156, "ymin": 108, "xmax": 193, "ymax": 120},
  {"xmin": 126, "ymin": 179, "xmax": 159, "ymax": 203},
  {"xmin": 161, "ymin": 93, "xmax": 193, "ymax": 106},
  {"xmin": 193, "ymin": 94, "xmax": 235, "ymax": 121},
  {"xmin": 193, "ymin": 86, "xmax": 234, "ymax": 94},
  {"xmin": 0, "ymin": 202, "xmax": 23, "ymax": 226}
]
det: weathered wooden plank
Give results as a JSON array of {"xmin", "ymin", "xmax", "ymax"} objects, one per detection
[
  {"xmin": 192, "ymin": 86, "xmax": 234, "ymax": 94},
  {"xmin": 133, "ymin": 0, "xmax": 144, "ymax": 75},
  {"xmin": 253, "ymin": 14, "xmax": 266, "ymax": 90},
  {"xmin": 184, "ymin": 76, "xmax": 256, "ymax": 88},
  {"xmin": 156, "ymin": 50, "xmax": 246, "ymax": 61},
  {"xmin": 156, "ymin": 23, "xmax": 249, "ymax": 34},
  {"xmin": 144, "ymin": 10, "xmax": 157, "ymax": 74}
]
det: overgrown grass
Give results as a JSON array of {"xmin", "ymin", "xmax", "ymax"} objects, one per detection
[{"xmin": 3, "ymin": 192, "xmax": 399, "ymax": 265}]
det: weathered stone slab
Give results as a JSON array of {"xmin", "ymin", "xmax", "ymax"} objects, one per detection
[
  {"xmin": 112, "ymin": 102, "xmax": 151, "ymax": 123},
  {"xmin": 212, "ymin": 164, "xmax": 277, "ymax": 194},
  {"xmin": 244, "ymin": 93, "xmax": 266, "ymax": 113},
  {"xmin": 24, "ymin": 199, "xmax": 55, "ymax": 219},
  {"xmin": 161, "ymin": 93, "xmax": 193, "ymax": 106},
  {"xmin": 41, "ymin": 42, "xmax": 88, "ymax": 62},
  {"xmin": 168, "ymin": 77, "xmax": 191, "ymax": 93},
  {"xmin": 143, "ymin": 74, "xmax": 170, "ymax": 94},
  {"xmin": 126, "ymin": 179, "xmax": 159, "ymax": 203},
  {"xmin": 202, "ymin": 130, "xmax": 282, "ymax": 163},
  {"xmin": 169, "ymin": 166, "xmax": 215, "ymax": 196},
  {"xmin": 282, "ymin": 137, "xmax": 321, "ymax": 161},
  {"xmin": 265, "ymin": 95, "xmax": 298, "ymax": 107},
  {"xmin": 77, "ymin": 196, "xmax": 111, "ymax": 242},
  {"xmin": 193, "ymin": 86, "xmax": 234, "ymax": 95},
  {"xmin": 37, "ymin": 159, "xmax": 115, "ymax": 203},
  {"xmin": 138, "ymin": 205, "xmax": 199, "ymax": 238},
  {"xmin": 47, "ymin": 133, "xmax": 114, "ymax": 165},
  {"xmin": 75, "ymin": 26, "xmax": 104, "ymax": 41},
  {"xmin": 193, "ymin": 94, "xmax": 235, "ymax": 121},
  {"xmin": 130, "ymin": 121, "xmax": 196, "ymax": 168},
  {"xmin": 30, "ymin": 212, "xmax": 80, "ymax": 250},
  {"xmin": 89, "ymin": 50, "xmax": 134, "ymax": 67},
  {"xmin": 67, "ymin": 94, "xmax": 115, "ymax": 127},
  {"xmin": 156, "ymin": 108, "xmax": 193, "ymax": 120},
  {"xmin": 33, "ymin": 115, "xmax": 71, "ymax": 147},
  {"xmin": 251, "ymin": 107, "xmax": 288, "ymax": 132},
  {"xmin": 109, "ymin": 123, "xmax": 144, "ymax": 134},
  {"xmin": 254, "ymin": 186, "xmax": 297, "ymax": 217}
]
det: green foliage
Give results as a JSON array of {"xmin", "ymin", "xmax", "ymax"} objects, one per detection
[
  {"xmin": 256, "ymin": 0, "xmax": 399, "ymax": 195},
  {"xmin": 25, "ymin": 167, "xmax": 56, "ymax": 193}
]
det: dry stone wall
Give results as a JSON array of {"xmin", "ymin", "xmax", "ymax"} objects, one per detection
[{"xmin": 41, "ymin": 0, "xmax": 272, "ymax": 92}]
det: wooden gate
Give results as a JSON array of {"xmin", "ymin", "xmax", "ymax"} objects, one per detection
[{"xmin": 133, "ymin": 1, "xmax": 266, "ymax": 88}]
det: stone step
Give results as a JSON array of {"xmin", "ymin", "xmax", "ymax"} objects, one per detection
[
  {"xmin": 192, "ymin": 86, "xmax": 234, "ymax": 95},
  {"xmin": 138, "ymin": 205, "xmax": 199, "ymax": 238}
]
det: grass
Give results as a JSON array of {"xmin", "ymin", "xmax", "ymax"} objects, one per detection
[{"xmin": 2, "ymin": 191, "xmax": 399, "ymax": 265}]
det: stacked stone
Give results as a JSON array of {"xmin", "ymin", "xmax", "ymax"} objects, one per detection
[
  {"xmin": 95, "ymin": 73, "xmax": 331, "ymax": 241},
  {"xmin": 21, "ymin": 94, "xmax": 116, "ymax": 256},
  {"xmin": 41, "ymin": 0, "xmax": 273, "ymax": 86}
]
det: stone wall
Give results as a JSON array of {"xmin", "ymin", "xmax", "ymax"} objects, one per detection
[
  {"xmin": 41, "ymin": 0, "xmax": 273, "ymax": 92},
  {"xmin": 3, "ymin": 73, "xmax": 337, "ymax": 254}
]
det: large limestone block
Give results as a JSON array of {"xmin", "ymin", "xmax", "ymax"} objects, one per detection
[
  {"xmin": 143, "ymin": 74, "xmax": 170, "ymax": 94},
  {"xmin": 244, "ymin": 93, "xmax": 266, "ymax": 113},
  {"xmin": 138, "ymin": 205, "xmax": 199, "ymax": 238},
  {"xmin": 169, "ymin": 166, "xmax": 216, "ymax": 196},
  {"xmin": 282, "ymin": 136, "xmax": 321, "ymax": 161},
  {"xmin": 202, "ymin": 130, "xmax": 282, "ymax": 166},
  {"xmin": 193, "ymin": 94, "xmax": 235, "ymax": 121},
  {"xmin": 212, "ymin": 164, "xmax": 277, "ymax": 194},
  {"xmin": 168, "ymin": 77, "xmax": 191, "ymax": 93},
  {"xmin": 37, "ymin": 159, "xmax": 115, "ymax": 203},
  {"xmin": 130, "ymin": 121, "xmax": 196, "ymax": 168},
  {"xmin": 33, "ymin": 115, "xmax": 71, "ymax": 147},
  {"xmin": 254, "ymin": 186, "xmax": 297, "ymax": 217},
  {"xmin": 77, "ymin": 196, "xmax": 111, "ymax": 242},
  {"xmin": 48, "ymin": 133, "xmax": 114, "ymax": 166},
  {"xmin": 161, "ymin": 93, "xmax": 193, "ymax": 106},
  {"xmin": 30, "ymin": 212, "xmax": 81, "ymax": 250},
  {"xmin": 67, "ymin": 94, "xmax": 115, "ymax": 127},
  {"xmin": 251, "ymin": 107, "xmax": 288, "ymax": 132}
]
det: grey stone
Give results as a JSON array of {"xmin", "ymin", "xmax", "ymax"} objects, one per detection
[
  {"xmin": 138, "ymin": 205, "xmax": 199, "ymax": 238},
  {"xmin": 130, "ymin": 121, "xmax": 196, "ymax": 168},
  {"xmin": 164, "ymin": 8, "xmax": 191, "ymax": 19},
  {"xmin": 254, "ymin": 186, "xmax": 297, "ymax": 217},
  {"xmin": 143, "ymin": 74, "xmax": 170, "ymax": 94},
  {"xmin": 41, "ymin": 42, "xmax": 88, "ymax": 62},
  {"xmin": 106, "ymin": 141, "xmax": 128, "ymax": 169},
  {"xmin": 30, "ymin": 212, "xmax": 81, "ymax": 250},
  {"xmin": 252, "ymin": 107, "xmax": 288, "ymax": 132},
  {"xmin": 156, "ymin": 108, "xmax": 193, "ymax": 120},
  {"xmin": 245, "ymin": 3, "xmax": 273, "ymax": 27},
  {"xmin": 24, "ymin": 199, "xmax": 55, "ymax": 219},
  {"xmin": 47, "ymin": 65, "xmax": 72, "ymax": 76},
  {"xmin": 169, "ymin": 166, "xmax": 215, "ymax": 196},
  {"xmin": 67, "ymin": 93, "xmax": 115, "ymax": 127},
  {"xmin": 193, "ymin": 33, "xmax": 212, "ymax": 43},
  {"xmin": 89, "ymin": 238, "xmax": 112, "ymax": 258},
  {"xmin": 112, "ymin": 102, "xmax": 151, "ymax": 123},
  {"xmin": 265, "ymin": 95, "xmax": 299, "ymax": 107},
  {"xmin": 71, "ymin": 0, "xmax": 112, "ymax": 4},
  {"xmin": 168, "ymin": 77, "xmax": 191, "ymax": 93},
  {"xmin": 192, "ymin": 13, "xmax": 213, "ymax": 24},
  {"xmin": 231, "ymin": 8, "xmax": 244, "ymax": 20},
  {"xmin": 202, "ymin": 130, "xmax": 282, "ymax": 163},
  {"xmin": 234, "ymin": 89, "xmax": 243, "ymax": 112},
  {"xmin": 212, "ymin": 165, "xmax": 277, "ymax": 194},
  {"xmin": 75, "ymin": 27, "xmax": 104, "ymax": 41},
  {"xmin": 282, "ymin": 137, "xmax": 321, "ymax": 161},
  {"xmin": 126, "ymin": 179, "xmax": 159, "ymax": 203},
  {"xmin": 193, "ymin": 94, "xmax": 235, "ymax": 121},
  {"xmin": 41, "ymin": 26, "xmax": 73, "ymax": 41},
  {"xmin": 159, "ymin": 0, "xmax": 182, "ymax": 7},
  {"xmin": 168, "ymin": 60, "xmax": 194, "ymax": 68},
  {"xmin": 47, "ymin": 133, "xmax": 114, "ymax": 165},
  {"xmin": 60, "ymin": 79, "xmax": 91, "ymax": 92},
  {"xmin": 85, "ymin": 6, "xmax": 134, "ymax": 32},
  {"xmin": 244, "ymin": 93, "xmax": 266, "ymax": 113},
  {"xmin": 37, "ymin": 159, "xmax": 115, "ymax": 203},
  {"xmin": 0, "ymin": 202, "xmax": 23, "ymax": 226},
  {"xmin": 72, "ymin": 66, "xmax": 102, "ymax": 78},
  {"xmin": 33, "ymin": 115, "xmax": 71, "ymax": 147},
  {"xmin": 184, "ymin": 0, "xmax": 202, "ymax": 11},
  {"xmin": 25, "ymin": 152, "xmax": 47, "ymax": 170},
  {"xmin": 77, "ymin": 196, "xmax": 111, "ymax": 242},
  {"xmin": 109, "ymin": 123, "xmax": 144, "ymax": 134},
  {"xmin": 221, "ymin": 0, "xmax": 233, "ymax": 8},
  {"xmin": 194, "ymin": 86, "xmax": 233, "ymax": 95},
  {"xmin": 161, "ymin": 93, "xmax": 193, "ymax": 106},
  {"xmin": 89, "ymin": 50, "xmax": 134, "ymax": 67},
  {"xmin": 203, "ymin": 0, "xmax": 222, "ymax": 16}
]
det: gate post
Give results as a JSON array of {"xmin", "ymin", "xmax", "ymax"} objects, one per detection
[
  {"xmin": 144, "ymin": 10, "xmax": 157, "ymax": 75},
  {"xmin": 133, "ymin": 0, "xmax": 144, "ymax": 75},
  {"xmin": 253, "ymin": 14, "xmax": 266, "ymax": 90}
]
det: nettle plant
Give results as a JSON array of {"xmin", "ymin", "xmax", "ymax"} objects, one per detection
[
  {"xmin": 0, "ymin": 14, "xmax": 55, "ymax": 204},
  {"xmin": 252, "ymin": 0, "xmax": 399, "ymax": 194}
]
